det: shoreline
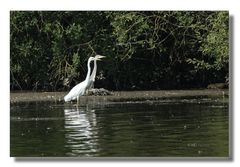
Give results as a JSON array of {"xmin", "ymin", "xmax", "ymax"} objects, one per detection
[{"xmin": 10, "ymin": 89, "xmax": 229, "ymax": 105}]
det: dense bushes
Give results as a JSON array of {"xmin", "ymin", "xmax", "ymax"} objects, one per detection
[{"xmin": 10, "ymin": 11, "xmax": 229, "ymax": 91}]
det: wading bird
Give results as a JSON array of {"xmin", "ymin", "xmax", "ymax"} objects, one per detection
[
  {"xmin": 87, "ymin": 55, "xmax": 106, "ymax": 92},
  {"xmin": 64, "ymin": 56, "xmax": 104, "ymax": 105}
]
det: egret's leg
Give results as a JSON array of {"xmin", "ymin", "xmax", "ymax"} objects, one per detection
[{"xmin": 77, "ymin": 96, "xmax": 79, "ymax": 106}]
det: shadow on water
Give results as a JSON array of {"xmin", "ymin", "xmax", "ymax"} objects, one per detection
[{"xmin": 10, "ymin": 96, "xmax": 229, "ymax": 158}]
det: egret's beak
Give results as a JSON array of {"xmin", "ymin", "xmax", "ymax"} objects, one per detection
[{"xmin": 95, "ymin": 55, "xmax": 106, "ymax": 61}]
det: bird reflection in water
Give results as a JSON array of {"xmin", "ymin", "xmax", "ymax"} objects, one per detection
[{"xmin": 64, "ymin": 105, "xmax": 98, "ymax": 156}]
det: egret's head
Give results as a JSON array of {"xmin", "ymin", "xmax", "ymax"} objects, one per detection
[
  {"xmin": 95, "ymin": 55, "xmax": 106, "ymax": 61},
  {"xmin": 88, "ymin": 56, "xmax": 95, "ymax": 62}
]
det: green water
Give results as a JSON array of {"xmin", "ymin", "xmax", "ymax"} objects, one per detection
[{"xmin": 10, "ymin": 97, "xmax": 229, "ymax": 157}]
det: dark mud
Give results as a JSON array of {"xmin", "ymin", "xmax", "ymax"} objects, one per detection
[{"xmin": 10, "ymin": 89, "xmax": 228, "ymax": 105}]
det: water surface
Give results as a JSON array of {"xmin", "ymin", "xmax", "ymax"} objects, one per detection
[{"xmin": 10, "ymin": 97, "xmax": 229, "ymax": 157}]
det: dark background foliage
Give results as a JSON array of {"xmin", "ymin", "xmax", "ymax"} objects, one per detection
[{"xmin": 10, "ymin": 11, "xmax": 229, "ymax": 91}]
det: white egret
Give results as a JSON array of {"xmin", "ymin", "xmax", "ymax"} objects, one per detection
[
  {"xmin": 87, "ymin": 55, "xmax": 106, "ymax": 92},
  {"xmin": 64, "ymin": 56, "xmax": 101, "ymax": 105}
]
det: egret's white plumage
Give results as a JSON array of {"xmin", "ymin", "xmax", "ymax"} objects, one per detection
[
  {"xmin": 88, "ymin": 55, "xmax": 106, "ymax": 90},
  {"xmin": 64, "ymin": 57, "xmax": 95, "ymax": 103},
  {"xmin": 64, "ymin": 55, "xmax": 105, "ymax": 104}
]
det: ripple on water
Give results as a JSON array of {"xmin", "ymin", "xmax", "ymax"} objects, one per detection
[{"xmin": 10, "ymin": 98, "xmax": 229, "ymax": 157}]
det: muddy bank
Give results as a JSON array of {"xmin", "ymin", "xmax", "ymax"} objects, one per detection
[{"xmin": 10, "ymin": 89, "xmax": 228, "ymax": 105}]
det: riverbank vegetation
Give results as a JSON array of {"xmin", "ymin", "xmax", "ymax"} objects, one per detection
[{"xmin": 10, "ymin": 11, "xmax": 229, "ymax": 91}]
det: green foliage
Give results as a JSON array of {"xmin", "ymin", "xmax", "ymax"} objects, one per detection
[
  {"xmin": 10, "ymin": 11, "xmax": 229, "ymax": 91},
  {"xmin": 200, "ymin": 12, "xmax": 229, "ymax": 70}
]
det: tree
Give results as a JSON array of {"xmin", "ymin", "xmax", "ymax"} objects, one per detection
[{"xmin": 10, "ymin": 11, "xmax": 229, "ymax": 91}]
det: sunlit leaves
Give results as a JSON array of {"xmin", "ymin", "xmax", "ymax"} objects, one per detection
[{"xmin": 10, "ymin": 11, "xmax": 229, "ymax": 90}]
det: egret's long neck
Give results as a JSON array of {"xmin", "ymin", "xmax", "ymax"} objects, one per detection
[
  {"xmin": 85, "ymin": 59, "xmax": 92, "ymax": 81},
  {"xmin": 90, "ymin": 59, "xmax": 97, "ymax": 80}
]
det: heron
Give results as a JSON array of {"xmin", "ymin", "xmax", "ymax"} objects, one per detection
[
  {"xmin": 64, "ymin": 56, "xmax": 104, "ymax": 105},
  {"xmin": 86, "ymin": 55, "xmax": 106, "ymax": 93}
]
